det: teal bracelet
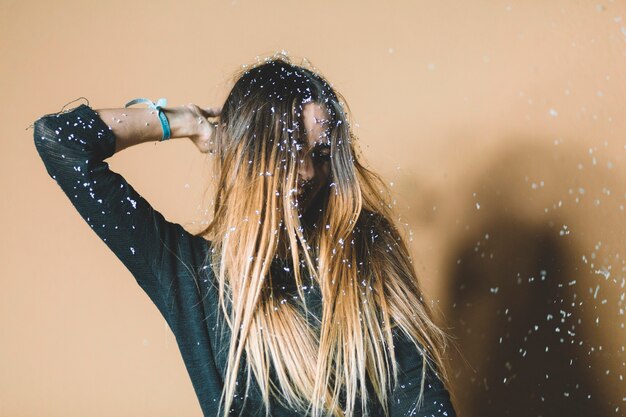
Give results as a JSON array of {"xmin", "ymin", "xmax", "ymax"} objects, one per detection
[{"xmin": 124, "ymin": 97, "xmax": 171, "ymax": 141}]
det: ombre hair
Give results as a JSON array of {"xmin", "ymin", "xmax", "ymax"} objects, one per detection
[{"xmin": 197, "ymin": 54, "xmax": 451, "ymax": 417}]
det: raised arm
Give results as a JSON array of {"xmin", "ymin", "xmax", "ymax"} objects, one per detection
[
  {"xmin": 32, "ymin": 102, "xmax": 219, "ymax": 324},
  {"xmin": 96, "ymin": 103, "xmax": 221, "ymax": 154}
]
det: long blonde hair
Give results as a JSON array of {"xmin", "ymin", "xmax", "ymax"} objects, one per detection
[{"xmin": 197, "ymin": 55, "xmax": 451, "ymax": 417}]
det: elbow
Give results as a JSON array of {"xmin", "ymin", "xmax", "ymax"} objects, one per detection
[
  {"xmin": 33, "ymin": 116, "xmax": 63, "ymax": 182},
  {"xmin": 33, "ymin": 116, "xmax": 56, "ymax": 158},
  {"xmin": 33, "ymin": 109, "xmax": 88, "ymax": 159},
  {"xmin": 32, "ymin": 105, "xmax": 116, "ymax": 183},
  {"xmin": 33, "ymin": 114, "xmax": 65, "ymax": 164},
  {"xmin": 32, "ymin": 112, "xmax": 84, "ymax": 182},
  {"xmin": 33, "ymin": 111, "xmax": 64, "ymax": 149},
  {"xmin": 34, "ymin": 104, "xmax": 116, "ymax": 161}
]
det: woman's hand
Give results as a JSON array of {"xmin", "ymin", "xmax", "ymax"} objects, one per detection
[
  {"xmin": 164, "ymin": 104, "xmax": 222, "ymax": 153},
  {"xmin": 182, "ymin": 104, "xmax": 222, "ymax": 153},
  {"xmin": 185, "ymin": 104, "xmax": 222, "ymax": 153}
]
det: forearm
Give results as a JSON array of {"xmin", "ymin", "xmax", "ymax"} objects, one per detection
[{"xmin": 96, "ymin": 107, "xmax": 193, "ymax": 154}]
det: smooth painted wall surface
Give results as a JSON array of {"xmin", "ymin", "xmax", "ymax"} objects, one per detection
[{"xmin": 2, "ymin": 1, "xmax": 625, "ymax": 416}]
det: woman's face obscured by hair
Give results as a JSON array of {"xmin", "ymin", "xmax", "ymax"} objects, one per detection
[
  {"xmin": 297, "ymin": 103, "xmax": 332, "ymax": 213},
  {"xmin": 217, "ymin": 58, "xmax": 355, "ymax": 224}
]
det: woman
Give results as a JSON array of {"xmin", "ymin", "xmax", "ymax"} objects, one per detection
[{"xmin": 33, "ymin": 55, "xmax": 457, "ymax": 417}]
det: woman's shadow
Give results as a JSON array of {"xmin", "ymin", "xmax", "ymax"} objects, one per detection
[{"xmin": 404, "ymin": 139, "xmax": 624, "ymax": 417}]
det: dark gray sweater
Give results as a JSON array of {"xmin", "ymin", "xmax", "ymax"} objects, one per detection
[{"xmin": 33, "ymin": 104, "xmax": 457, "ymax": 417}]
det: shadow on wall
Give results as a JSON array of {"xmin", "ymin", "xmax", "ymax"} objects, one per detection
[{"xmin": 420, "ymin": 140, "xmax": 623, "ymax": 417}]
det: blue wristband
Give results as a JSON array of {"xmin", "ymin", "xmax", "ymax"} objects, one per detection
[{"xmin": 124, "ymin": 97, "xmax": 171, "ymax": 141}]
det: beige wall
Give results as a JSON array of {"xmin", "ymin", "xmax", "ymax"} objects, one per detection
[{"xmin": 2, "ymin": 0, "xmax": 625, "ymax": 416}]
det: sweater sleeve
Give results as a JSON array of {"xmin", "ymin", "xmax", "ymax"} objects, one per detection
[
  {"xmin": 32, "ymin": 103, "xmax": 211, "ymax": 324},
  {"xmin": 389, "ymin": 332, "xmax": 457, "ymax": 417}
]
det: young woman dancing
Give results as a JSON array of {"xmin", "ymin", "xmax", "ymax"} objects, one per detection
[{"xmin": 33, "ymin": 56, "xmax": 457, "ymax": 417}]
